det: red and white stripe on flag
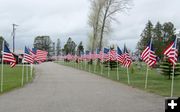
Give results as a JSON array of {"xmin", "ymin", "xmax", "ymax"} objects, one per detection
[
  {"xmin": 3, "ymin": 52, "xmax": 16, "ymax": 67},
  {"xmin": 109, "ymin": 50, "xmax": 116, "ymax": 61},
  {"xmin": 141, "ymin": 46, "xmax": 156, "ymax": 67},
  {"xmin": 36, "ymin": 50, "xmax": 48, "ymax": 62},
  {"xmin": 163, "ymin": 40, "xmax": 178, "ymax": 65},
  {"xmin": 24, "ymin": 53, "xmax": 34, "ymax": 64},
  {"xmin": 122, "ymin": 53, "xmax": 132, "ymax": 68}
]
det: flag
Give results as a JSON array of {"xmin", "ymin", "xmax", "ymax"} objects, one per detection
[
  {"xmin": 103, "ymin": 48, "xmax": 109, "ymax": 61},
  {"xmin": 36, "ymin": 50, "xmax": 48, "ymax": 62},
  {"xmin": 117, "ymin": 46, "xmax": 124, "ymax": 64},
  {"xmin": 163, "ymin": 38, "xmax": 178, "ymax": 65},
  {"xmin": 141, "ymin": 40, "xmax": 157, "ymax": 67},
  {"xmin": 24, "ymin": 46, "xmax": 34, "ymax": 64},
  {"xmin": 122, "ymin": 45, "xmax": 132, "ymax": 68},
  {"xmin": 2, "ymin": 44, "xmax": 16, "ymax": 67},
  {"xmin": 109, "ymin": 49, "xmax": 116, "ymax": 61}
]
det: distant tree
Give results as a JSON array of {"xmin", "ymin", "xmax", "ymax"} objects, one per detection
[
  {"xmin": 56, "ymin": 38, "xmax": 61, "ymax": 56},
  {"xmin": 33, "ymin": 36, "xmax": 52, "ymax": 56},
  {"xmin": 162, "ymin": 22, "xmax": 176, "ymax": 42},
  {"xmin": 153, "ymin": 22, "xmax": 163, "ymax": 59},
  {"xmin": 77, "ymin": 41, "xmax": 84, "ymax": 56},
  {"xmin": 137, "ymin": 20, "xmax": 153, "ymax": 52},
  {"xmin": 63, "ymin": 37, "xmax": 77, "ymax": 55}
]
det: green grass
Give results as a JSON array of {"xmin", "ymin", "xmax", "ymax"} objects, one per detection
[
  {"xmin": 0, "ymin": 64, "xmax": 34, "ymax": 94},
  {"xmin": 56, "ymin": 61, "xmax": 180, "ymax": 97}
]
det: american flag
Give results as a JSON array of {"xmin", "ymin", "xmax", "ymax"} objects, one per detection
[
  {"xmin": 36, "ymin": 50, "xmax": 48, "ymax": 62},
  {"xmin": 122, "ymin": 45, "xmax": 132, "ymax": 68},
  {"xmin": 163, "ymin": 38, "xmax": 178, "ymax": 65},
  {"xmin": 29, "ymin": 48, "xmax": 36, "ymax": 59},
  {"xmin": 109, "ymin": 49, "xmax": 116, "ymax": 61},
  {"xmin": 99, "ymin": 50, "xmax": 103, "ymax": 61},
  {"xmin": 2, "ymin": 43, "xmax": 16, "ymax": 67},
  {"xmin": 103, "ymin": 48, "xmax": 109, "ymax": 61},
  {"xmin": 32, "ymin": 48, "xmax": 42, "ymax": 64},
  {"xmin": 141, "ymin": 40, "xmax": 157, "ymax": 67},
  {"xmin": 117, "ymin": 46, "xmax": 124, "ymax": 64},
  {"xmin": 24, "ymin": 46, "xmax": 34, "ymax": 64},
  {"xmin": 66, "ymin": 54, "xmax": 73, "ymax": 60}
]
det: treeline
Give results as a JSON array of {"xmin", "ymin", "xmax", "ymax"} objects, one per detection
[
  {"xmin": 33, "ymin": 36, "xmax": 84, "ymax": 57},
  {"xmin": 137, "ymin": 20, "xmax": 177, "ymax": 60}
]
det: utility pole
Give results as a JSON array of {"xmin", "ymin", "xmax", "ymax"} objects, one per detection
[{"xmin": 12, "ymin": 24, "xmax": 18, "ymax": 52}]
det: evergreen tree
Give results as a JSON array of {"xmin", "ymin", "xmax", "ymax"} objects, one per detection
[
  {"xmin": 63, "ymin": 37, "xmax": 77, "ymax": 55},
  {"xmin": 56, "ymin": 38, "xmax": 61, "ymax": 56},
  {"xmin": 153, "ymin": 22, "xmax": 163, "ymax": 59},
  {"xmin": 77, "ymin": 41, "xmax": 84, "ymax": 56},
  {"xmin": 137, "ymin": 20, "xmax": 153, "ymax": 52}
]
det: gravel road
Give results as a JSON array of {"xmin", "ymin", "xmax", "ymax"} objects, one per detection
[{"xmin": 0, "ymin": 62, "xmax": 164, "ymax": 112}]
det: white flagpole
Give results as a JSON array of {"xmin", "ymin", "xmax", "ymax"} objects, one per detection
[
  {"xmin": 101, "ymin": 49, "xmax": 104, "ymax": 75},
  {"xmin": 108, "ymin": 47, "xmax": 110, "ymax": 77},
  {"xmin": 145, "ymin": 38, "xmax": 152, "ymax": 89},
  {"xmin": 94, "ymin": 50, "xmax": 96, "ymax": 73},
  {"xmin": 89, "ymin": 53, "xmax": 91, "ymax": 72},
  {"xmin": 116, "ymin": 46, "xmax": 119, "ymax": 80},
  {"xmin": 85, "ymin": 56, "xmax": 87, "ymax": 71},
  {"xmin": 171, "ymin": 64, "xmax": 175, "ymax": 97},
  {"xmin": 21, "ymin": 61, "xmax": 24, "ymax": 86},
  {"xmin": 26, "ymin": 64, "xmax": 28, "ymax": 82},
  {"xmin": 170, "ymin": 37, "xmax": 177, "ymax": 97},
  {"xmin": 117, "ymin": 61, "xmax": 119, "ymax": 80},
  {"xmin": 145, "ymin": 65, "xmax": 149, "ymax": 89},
  {"xmin": 1, "ymin": 41, "xmax": 4, "ymax": 92},
  {"xmin": 30, "ymin": 64, "xmax": 33, "ymax": 80},
  {"xmin": 127, "ymin": 67, "xmax": 130, "ymax": 85}
]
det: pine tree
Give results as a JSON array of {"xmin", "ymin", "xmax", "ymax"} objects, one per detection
[
  {"xmin": 56, "ymin": 38, "xmax": 61, "ymax": 56},
  {"xmin": 153, "ymin": 22, "xmax": 163, "ymax": 59},
  {"xmin": 137, "ymin": 20, "xmax": 153, "ymax": 52}
]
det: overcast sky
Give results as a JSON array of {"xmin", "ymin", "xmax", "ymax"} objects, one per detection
[{"xmin": 0, "ymin": 0, "xmax": 180, "ymax": 51}]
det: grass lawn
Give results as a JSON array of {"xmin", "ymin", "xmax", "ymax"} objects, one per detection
[
  {"xmin": 56, "ymin": 61, "xmax": 180, "ymax": 97},
  {"xmin": 0, "ymin": 64, "xmax": 34, "ymax": 94}
]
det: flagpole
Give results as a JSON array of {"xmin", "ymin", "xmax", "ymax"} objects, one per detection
[
  {"xmin": 170, "ymin": 37, "xmax": 177, "ymax": 97},
  {"xmin": 89, "ymin": 53, "xmax": 91, "ymax": 72},
  {"xmin": 145, "ymin": 38, "xmax": 152, "ymax": 89},
  {"xmin": 101, "ymin": 49, "xmax": 104, "ymax": 75},
  {"xmin": 30, "ymin": 64, "xmax": 33, "ymax": 80},
  {"xmin": 117, "ymin": 61, "xmax": 119, "ymax": 80},
  {"xmin": 171, "ymin": 64, "xmax": 175, "ymax": 97},
  {"xmin": 127, "ymin": 67, "xmax": 130, "ymax": 85},
  {"xmin": 108, "ymin": 47, "xmax": 110, "ymax": 77},
  {"xmin": 145, "ymin": 65, "xmax": 149, "ymax": 89},
  {"xmin": 26, "ymin": 64, "xmax": 28, "ymax": 82},
  {"xmin": 1, "ymin": 41, "xmax": 4, "ymax": 92},
  {"xmin": 85, "ymin": 57, "xmax": 87, "ymax": 71},
  {"xmin": 21, "ymin": 61, "xmax": 24, "ymax": 86}
]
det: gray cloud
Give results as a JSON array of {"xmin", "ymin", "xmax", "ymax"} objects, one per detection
[{"xmin": 0, "ymin": 0, "xmax": 179, "ymax": 51}]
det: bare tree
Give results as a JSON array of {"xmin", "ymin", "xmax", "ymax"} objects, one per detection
[
  {"xmin": 88, "ymin": 0, "xmax": 105, "ymax": 52},
  {"xmin": 99, "ymin": 0, "xmax": 131, "ymax": 50}
]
